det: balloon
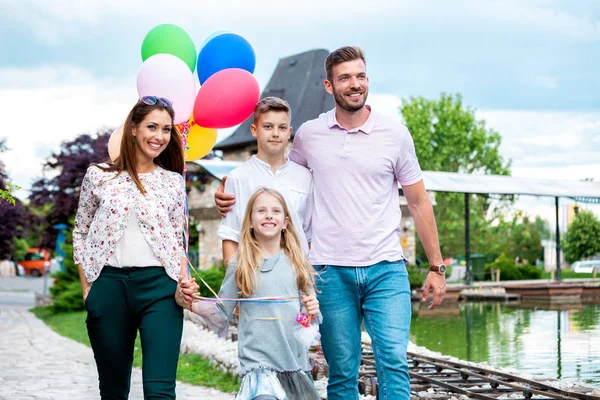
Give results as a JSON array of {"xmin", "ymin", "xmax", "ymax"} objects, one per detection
[
  {"xmin": 108, "ymin": 124, "xmax": 123, "ymax": 161},
  {"xmin": 141, "ymin": 24, "xmax": 197, "ymax": 72},
  {"xmin": 193, "ymin": 68, "xmax": 260, "ymax": 129},
  {"xmin": 197, "ymin": 33, "xmax": 256, "ymax": 84},
  {"xmin": 185, "ymin": 122, "xmax": 218, "ymax": 161},
  {"xmin": 137, "ymin": 54, "xmax": 196, "ymax": 124},
  {"xmin": 199, "ymin": 29, "xmax": 236, "ymax": 50}
]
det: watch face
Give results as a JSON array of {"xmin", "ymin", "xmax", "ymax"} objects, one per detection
[{"xmin": 439, "ymin": 265, "xmax": 447, "ymax": 273}]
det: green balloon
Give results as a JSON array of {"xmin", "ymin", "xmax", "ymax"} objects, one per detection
[{"xmin": 141, "ymin": 24, "xmax": 197, "ymax": 72}]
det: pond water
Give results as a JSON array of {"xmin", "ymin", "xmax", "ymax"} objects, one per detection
[{"xmin": 409, "ymin": 301, "xmax": 600, "ymax": 386}]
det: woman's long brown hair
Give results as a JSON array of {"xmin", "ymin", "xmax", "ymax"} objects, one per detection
[
  {"xmin": 236, "ymin": 188, "xmax": 316, "ymax": 297},
  {"xmin": 94, "ymin": 99, "xmax": 184, "ymax": 194}
]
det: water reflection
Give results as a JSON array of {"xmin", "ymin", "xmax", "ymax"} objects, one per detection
[{"xmin": 409, "ymin": 300, "xmax": 600, "ymax": 385}]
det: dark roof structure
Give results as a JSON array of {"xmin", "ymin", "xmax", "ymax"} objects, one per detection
[{"xmin": 214, "ymin": 49, "xmax": 334, "ymax": 151}]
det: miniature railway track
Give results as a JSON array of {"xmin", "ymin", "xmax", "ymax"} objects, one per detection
[
  {"xmin": 405, "ymin": 351, "xmax": 598, "ymax": 400},
  {"xmin": 310, "ymin": 345, "xmax": 600, "ymax": 399}
]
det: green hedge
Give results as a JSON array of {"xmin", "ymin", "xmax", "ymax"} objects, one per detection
[
  {"xmin": 190, "ymin": 265, "xmax": 226, "ymax": 297},
  {"xmin": 407, "ymin": 263, "xmax": 427, "ymax": 289},
  {"xmin": 50, "ymin": 232, "xmax": 85, "ymax": 313},
  {"xmin": 485, "ymin": 255, "xmax": 541, "ymax": 281}
]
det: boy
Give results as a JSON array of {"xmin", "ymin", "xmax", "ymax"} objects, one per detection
[{"xmin": 217, "ymin": 97, "xmax": 313, "ymax": 265}]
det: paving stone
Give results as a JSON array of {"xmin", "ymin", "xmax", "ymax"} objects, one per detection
[{"xmin": 0, "ymin": 304, "xmax": 234, "ymax": 400}]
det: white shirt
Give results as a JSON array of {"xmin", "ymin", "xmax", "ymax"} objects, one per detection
[
  {"xmin": 217, "ymin": 156, "xmax": 313, "ymax": 253},
  {"xmin": 107, "ymin": 210, "xmax": 163, "ymax": 267}
]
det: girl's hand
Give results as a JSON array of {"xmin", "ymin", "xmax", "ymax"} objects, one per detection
[
  {"xmin": 176, "ymin": 276, "xmax": 198, "ymax": 308},
  {"xmin": 302, "ymin": 295, "xmax": 319, "ymax": 316}
]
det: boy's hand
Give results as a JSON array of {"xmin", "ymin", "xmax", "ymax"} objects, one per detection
[
  {"xmin": 215, "ymin": 176, "xmax": 236, "ymax": 217},
  {"xmin": 302, "ymin": 295, "xmax": 319, "ymax": 316}
]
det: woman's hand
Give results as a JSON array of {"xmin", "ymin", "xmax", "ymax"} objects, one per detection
[
  {"xmin": 83, "ymin": 285, "xmax": 91, "ymax": 302},
  {"xmin": 302, "ymin": 295, "xmax": 319, "ymax": 316},
  {"xmin": 175, "ymin": 276, "xmax": 198, "ymax": 308}
]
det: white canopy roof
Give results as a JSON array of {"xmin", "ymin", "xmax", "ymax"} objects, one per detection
[
  {"xmin": 421, "ymin": 171, "xmax": 600, "ymax": 199},
  {"xmin": 193, "ymin": 160, "xmax": 600, "ymax": 200}
]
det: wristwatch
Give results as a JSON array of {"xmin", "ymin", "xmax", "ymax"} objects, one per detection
[{"xmin": 429, "ymin": 264, "xmax": 447, "ymax": 275}]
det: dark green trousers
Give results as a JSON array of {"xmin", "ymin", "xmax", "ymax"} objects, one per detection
[{"xmin": 85, "ymin": 266, "xmax": 183, "ymax": 400}]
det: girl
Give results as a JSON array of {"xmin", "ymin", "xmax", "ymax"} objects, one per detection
[
  {"xmin": 192, "ymin": 187, "xmax": 321, "ymax": 400},
  {"xmin": 73, "ymin": 96, "xmax": 196, "ymax": 399}
]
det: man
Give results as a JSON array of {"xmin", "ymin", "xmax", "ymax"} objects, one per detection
[{"xmin": 216, "ymin": 46, "xmax": 446, "ymax": 400}]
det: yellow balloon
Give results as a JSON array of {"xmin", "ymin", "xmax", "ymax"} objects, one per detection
[{"xmin": 185, "ymin": 124, "xmax": 217, "ymax": 161}]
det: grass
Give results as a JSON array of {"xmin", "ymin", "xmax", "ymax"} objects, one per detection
[
  {"xmin": 31, "ymin": 307, "xmax": 240, "ymax": 393},
  {"xmin": 540, "ymin": 269, "xmax": 595, "ymax": 279}
]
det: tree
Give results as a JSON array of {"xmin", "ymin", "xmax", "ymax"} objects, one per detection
[
  {"xmin": 0, "ymin": 138, "xmax": 17, "ymax": 205},
  {"xmin": 0, "ymin": 138, "xmax": 30, "ymax": 259},
  {"xmin": 400, "ymin": 93, "xmax": 511, "ymax": 259},
  {"xmin": 29, "ymin": 130, "xmax": 111, "ymax": 247},
  {"xmin": 534, "ymin": 216, "xmax": 552, "ymax": 240},
  {"xmin": 562, "ymin": 210, "xmax": 600, "ymax": 263},
  {"xmin": 484, "ymin": 212, "xmax": 543, "ymax": 264}
]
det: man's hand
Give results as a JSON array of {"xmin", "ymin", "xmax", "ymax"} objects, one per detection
[
  {"xmin": 175, "ymin": 276, "xmax": 199, "ymax": 309},
  {"xmin": 421, "ymin": 272, "xmax": 446, "ymax": 310},
  {"xmin": 302, "ymin": 295, "xmax": 320, "ymax": 316},
  {"xmin": 215, "ymin": 176, "xmax": 236, "ymax": 217}
]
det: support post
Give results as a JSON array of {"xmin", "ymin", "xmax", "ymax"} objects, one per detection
[
  {"xmin": 465, "ymin": 193, "xmax": 471, "ymax": 285},
  {"xmin": 555, "ymin": 196, "xmax": 561, "ymax": 281}
]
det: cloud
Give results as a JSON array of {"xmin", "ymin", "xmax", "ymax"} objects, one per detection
[
  {"xmin": 3, "ymin": 1, "xmax": 599, "ymax": 111},
  {"xmin": 0, "ymin": 66, "xmax": 136, "ymax": 196},
  {"xmin": 0, "ymin": 65, "xmax": 100, "ymax": 88},
  {"xmin": 477, "ymin": 110, "xmax": 600, "ymax": 170},
  {"xmin": 9, "ymin": 1, "xmax": 599, "ymax": 41}
]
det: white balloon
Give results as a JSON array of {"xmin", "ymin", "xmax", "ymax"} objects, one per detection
[{"xmin": 136, "ymin": 54, "xmax": 196, "ymax": 124}]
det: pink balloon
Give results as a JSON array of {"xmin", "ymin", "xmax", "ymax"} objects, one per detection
[
  {"xmin": 193, "ymin": 68, "xmax": 260, "ymax": 129},
  {"xmin": 136, "ymin": 54, "xmax": 196, "ymax": 124},
  {"xmin": 108, "ymin": 124, "xmax": 123, "ymax": 161}
]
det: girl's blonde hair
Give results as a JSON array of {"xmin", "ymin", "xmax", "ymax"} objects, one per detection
[{"xmin": 236, "ymin": 187, "xmax": 316, "ymax": 297}]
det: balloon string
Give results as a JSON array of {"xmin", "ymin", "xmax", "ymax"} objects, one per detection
[{"xmin": 178, "ymin": 123, "xmax": 191, "ymax": 277}]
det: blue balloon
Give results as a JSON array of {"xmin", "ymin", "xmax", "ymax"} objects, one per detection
[
  {"xmin": 197, "ymin": 33, "xmax": 256, "ymax": 85},
  {"xmin": 199, "ymin": 29, "xmax": 236, "ymax": 50}
]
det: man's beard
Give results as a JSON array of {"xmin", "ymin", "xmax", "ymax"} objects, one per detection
[{"xmin": 332, "ymin": 85, "xmax": 368, "ymax": 113}]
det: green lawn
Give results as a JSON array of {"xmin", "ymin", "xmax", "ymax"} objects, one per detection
[
  {"xmin": 31, "ymin": 307, "xmax": 240, "ymax": 393},
  {"xmin": 540, "ymin": 269, "xmax": 594, "ymax": 279}
]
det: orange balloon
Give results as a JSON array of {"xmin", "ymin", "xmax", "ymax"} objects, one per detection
[{"xmin": 185, "ymin": 123, "xmax": 217, "ymax": 161}]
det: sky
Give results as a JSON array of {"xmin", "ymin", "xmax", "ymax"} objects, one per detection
[{"xmin": 1, "ymin": 0, "xmax": 599, "ymax": 225}]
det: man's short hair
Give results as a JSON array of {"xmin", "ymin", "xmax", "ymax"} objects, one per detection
[
  {"xmin": 325, "ymin": 46, "xmax": 366, "ymax": 82},
  {"xmin": 253, "ymin": 97, "xmax": 292, "ymax": 125}
]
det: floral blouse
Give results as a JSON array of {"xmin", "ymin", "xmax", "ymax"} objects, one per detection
[{"xmin": 73, "ymin": 164, "xmax": 186, "ymax": 283}]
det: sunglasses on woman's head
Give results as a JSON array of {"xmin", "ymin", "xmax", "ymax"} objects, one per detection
[{"xmin": 140, "ymin": 96, "xmax": 173, "ymax": 108}]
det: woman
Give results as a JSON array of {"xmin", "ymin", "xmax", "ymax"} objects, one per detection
[{"xmin": 73, "ymin": 96, "xmax": 196, "ymax": 399}]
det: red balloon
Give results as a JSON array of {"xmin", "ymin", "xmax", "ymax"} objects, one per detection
[{"xmin": 193, "ymin": 68, "xmax": 260, "ymax": 129}]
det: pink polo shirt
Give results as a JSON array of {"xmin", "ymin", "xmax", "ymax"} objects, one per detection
[{"xmin": 288, "ymin": 106, "xmax": 423, "ymax": 266}]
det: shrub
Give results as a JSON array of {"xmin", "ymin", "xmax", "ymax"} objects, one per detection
[
  {"xmin": 485, "ymin": 254, "xmax": 542, "ymax": 281},
  {"xmin": 190, "ymin": 265, "xmax": 226, "ymax": 297},
  {"xmin": 51, "ymin": 279, "xmax": 84, "ymax": 313},
  {"xmin": 519, "ymin": 264, "xmax": 542, "ymax": 279},
  {"xmin": 50, "ymin": 234, "xmax": 85, "ymax": 313},
  {"xmin": 407, "ymin": 262, "xmax": 427, "ymax": 289}
]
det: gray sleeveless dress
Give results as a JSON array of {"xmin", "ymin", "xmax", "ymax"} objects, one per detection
[{"xmin": 200, "ymin": 251, "xmax": 321, "ymax": 400}]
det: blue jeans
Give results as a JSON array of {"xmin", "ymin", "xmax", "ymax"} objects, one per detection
[{"xmin": 314, "ymin": 260, "xmax": 411, "ymax": 400}]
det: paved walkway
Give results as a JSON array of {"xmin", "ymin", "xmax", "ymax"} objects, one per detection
[{"xmin": 0, "ymin": 289, "xmax": 234, "ymax": 399}]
